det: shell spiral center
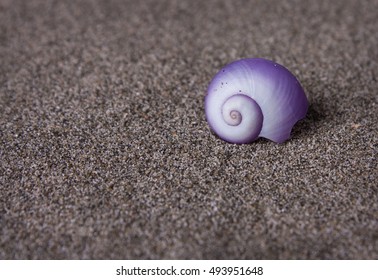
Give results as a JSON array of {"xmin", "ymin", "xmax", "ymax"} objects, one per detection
[
  {"xmin": 225, "ymin": 110, "xmax": 242, "ymax": 126},
  {"xmin": 220, "ymin": 94, "xmax": 264, "ymax": 143}
]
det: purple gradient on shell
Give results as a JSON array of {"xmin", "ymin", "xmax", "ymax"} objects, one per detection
[{"xmin": 205, "ymin": 58, "xmax": 309, "ymax": 144}]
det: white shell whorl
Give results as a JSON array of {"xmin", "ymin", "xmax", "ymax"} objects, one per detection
[{"xmin": 220, "ymin": 94, "xmax": 263, "ymax": 143}]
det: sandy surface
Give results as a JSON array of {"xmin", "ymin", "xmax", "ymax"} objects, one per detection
[{"xmin": 0, "ymin": 0, "xmax": 377, "ymax": 259}]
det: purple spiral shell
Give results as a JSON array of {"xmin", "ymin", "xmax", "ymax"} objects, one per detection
[{"xmin": 205, "ymin": 58, "xmax": 309, "ymax": 144}]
